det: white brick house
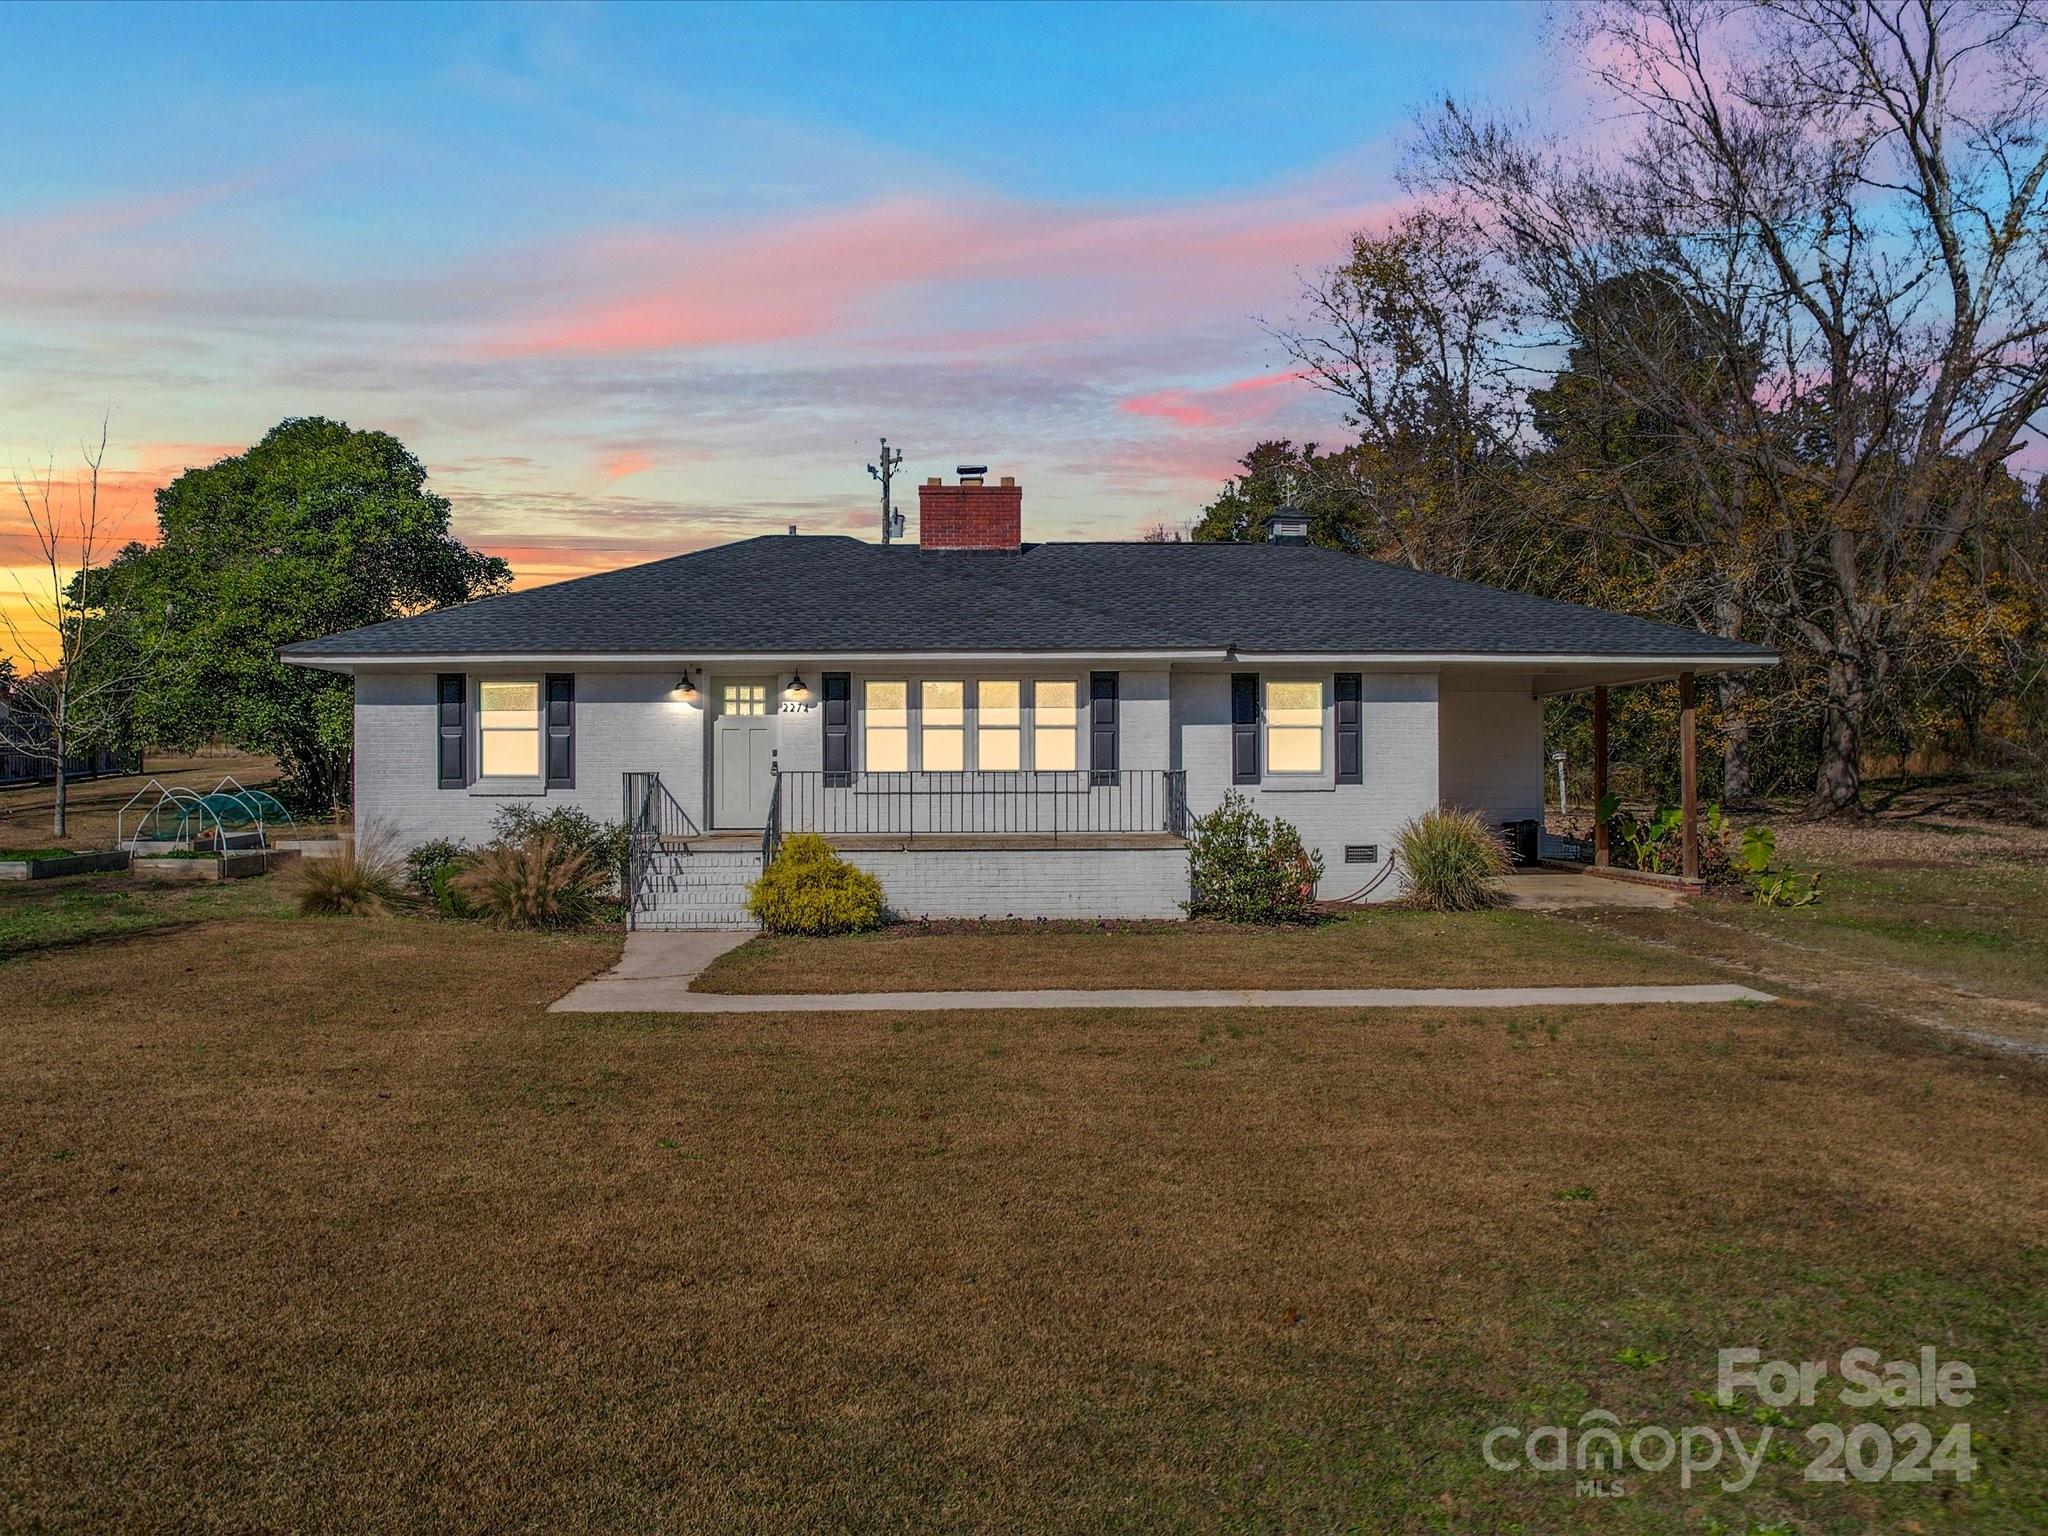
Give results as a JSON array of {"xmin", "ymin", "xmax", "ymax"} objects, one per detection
[{"xmin": 285, "ymin": 471, "xmax": 1774, "ymax": 926}]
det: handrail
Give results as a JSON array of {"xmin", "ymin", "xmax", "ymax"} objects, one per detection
[
  {"xmin": 623, "ymin": 772, "xmax": 662, "ymax": 928},
  {"xmin": 761, "ymin": 760, "xmax": 783, "ymax": 866},
  {"xmin": 621, "ymin": 771, "xmax": 705, "ymax": 927},
  {"xmin": 776, "ymin": 768, "xmax": 1189, "ymax": 841}
]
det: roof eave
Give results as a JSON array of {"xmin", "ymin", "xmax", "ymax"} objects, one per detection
[{"xmin": 283, "ymin": 646, "xmax": 1778, "ymax": 674}]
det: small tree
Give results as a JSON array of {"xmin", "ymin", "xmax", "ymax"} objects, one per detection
[{"xmin": 1, "ymin": 422, "xmax": 150, "ymax": 836}]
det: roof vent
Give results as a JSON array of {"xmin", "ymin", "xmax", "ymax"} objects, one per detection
[
  {"xmin": 956, "ymin": 463, "xmax": 988, "ymax": 486},
  {"xmin": 1268, "ymin": 508, "xmax": 1310, "ymax": 545}
]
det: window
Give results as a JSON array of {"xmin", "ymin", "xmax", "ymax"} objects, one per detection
[
  {"xmin": 1264, "ymin": 678, "xmax": 1325, "ymax": 774},
  {"xmin": 478, "ymin": 680, "xmax": 541, "ymax": 777},
  {"xmin": 977, "ymin": 679, "xmax": 1022, "ymax": 770},
  {"xmin": 721, "ymin": 682, "xmax": 768, "ymax": 716},
  {"xmin": 1033, "ymin": 679, "xmax": 1079, "ymax": 771},
  {"xmin": 921, "ymin": 680, "xmax": 965, "ymax": 770},
  {"xmin": 864, "ymin": 680, "xmax": 909, "ymax": 771}
]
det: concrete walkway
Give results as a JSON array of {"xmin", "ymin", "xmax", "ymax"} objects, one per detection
[{"xmin": 550, "ymin": 933, "xmax": 1772, "ymax": 1014}]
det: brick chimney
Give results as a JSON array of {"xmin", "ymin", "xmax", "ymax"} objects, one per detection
[{"xmin": 918, "ymin": 466, "xmax": 1022, "ymax": 550}]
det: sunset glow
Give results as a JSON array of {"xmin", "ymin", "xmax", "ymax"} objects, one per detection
[{"xmin": 0, "ymin": 1, "xmax": 1546, "ymax": 662}]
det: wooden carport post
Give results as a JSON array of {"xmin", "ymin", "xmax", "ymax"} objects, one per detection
[
  {"xmin": 1679, "ymin": 671, "xmax": 1699, "ymax": 880},
  {"xmin": 1591, "ymin": 686, "xmax": 1610, "ymax": 867}
]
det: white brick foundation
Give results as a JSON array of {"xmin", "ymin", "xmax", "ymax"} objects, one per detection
[{"xmin": 844, "ymin": 846, "xmax": 1189, "ymax": 920}]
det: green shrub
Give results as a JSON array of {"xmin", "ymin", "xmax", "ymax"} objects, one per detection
[
  {"xmin": 747, "ymin": 833, "xmax": 887, "ymax": 935},
  {"xmin": 404, "ymin": 837, "xmax": 467, "ymax": 895},
  {"xmin": 490, "ymin": 805, "xmax": 629, "ymax": 892},
  {"xmin": 429, "ymin": 860, "xmax": 472, "ymax": 919},
  {"xmin": 454, "ymin": 832, "xmax": 609, "ymax": 930},
  {"xmin": 1185, "ymin": 791, "xmax": 1324, "ymax": 923},
  {"xmin": 295, "ymin": 827, "xmax": 405, "ymax": 917},
  {"xmin": 3, "ymin": 848, "xmax": 78, "ymax": 862},
  {"xmin": 1396, "ymin": 808, "xmax": 1510, "ymax": 912}
]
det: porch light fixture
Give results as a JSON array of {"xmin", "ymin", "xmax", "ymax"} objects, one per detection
[
  {"xmin": 676, "ymin": 670, "xmax": 699, "ymax": 702},
  {"xmin": 784, "ymin": 674, "xmax": 811, "ymax": 701}
]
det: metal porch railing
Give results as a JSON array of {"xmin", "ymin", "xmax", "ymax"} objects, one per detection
[{"xmin": 773, "ymin": 768, "xmax": 1189, "ymax": 843}]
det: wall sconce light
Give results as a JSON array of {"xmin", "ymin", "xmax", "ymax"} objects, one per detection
[
  {"xmin": 784, "ymin": 673, "xmax": 811, "ymax": 701},
  {"xmin": 676, "ymin": 669, "xmax": 699, "ymax": 702}
]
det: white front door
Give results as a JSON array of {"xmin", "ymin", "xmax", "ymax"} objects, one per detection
[{"xmin": 712, "ymin": 679, "xmax": 776, "ymax": 828}]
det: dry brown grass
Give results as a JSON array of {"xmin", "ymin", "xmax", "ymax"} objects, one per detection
[
  {"xmin": 0, "ymin": 750, "xmax": 289, "ymax": 853},
  {"xmin": 695, "ymin": 906, "xmax": 1721, "ymax": 994},
  {"xmin": 4, "ymin": 905, "xmax": 2044, "ymax": 1531},
  {"xmin": 1567, "ymin": 812, "xmax": 2048, "ymax": 1051}
]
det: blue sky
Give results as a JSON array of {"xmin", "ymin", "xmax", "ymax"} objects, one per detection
[{"xmin": 0, "ymin": 0, "xmax": 1553, "ymax": 651}]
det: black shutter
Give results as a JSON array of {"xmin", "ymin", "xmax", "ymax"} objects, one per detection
[
  {"xmin": 822, "ymin": 672, "xmax": 852, "ymax": 786},
  {"xmin": 1335, "ymin": 672, "xmax": 1362, "ymax": 785},
  {"xmin": 436, "ymin": 674, "xmax": 466, "ymax": 788},
  {"xmin": 545, "ymin": 674, "xmax": 574, "ymax": 787},
  {"xmin": 1089, "ymin": 671, "xmax": 1119, "ymax": 785},
  {"xmin": 1230, "ymin": 673, "xmax": 1259, "ymax": 784}
]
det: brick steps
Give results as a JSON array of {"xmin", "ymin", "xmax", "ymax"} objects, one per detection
[{"xmin": 633, "ymin": 849, "xmax": 763, "ymax": 932}]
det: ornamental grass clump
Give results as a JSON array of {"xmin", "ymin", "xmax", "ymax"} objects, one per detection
[
  {"xmin": 294, "ymin": 826, "xmax": 406, "ymax": 917},
  {"xmin": 454, "ymin": 831, "xmax": 610, "ymax": 930},
  {"xmin": 747, "ymin": 833, "xmax": 887, "ymax": 936},
  {"xmin": 1396, "ymin": 808, "xmax": 1510, "ymax": 913},
  {"xmin": 1185, "ymin": 791, "xmax": 1323, "ymax": 923}
]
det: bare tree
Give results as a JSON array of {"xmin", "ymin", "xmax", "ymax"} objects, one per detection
[
  {"xmin": 1, "ymin": 421, "xmax": 150, "ymax": 836},
  {"xmin": 1419, "ymin": 0, "xmax": 2048, "ymax": 811}
]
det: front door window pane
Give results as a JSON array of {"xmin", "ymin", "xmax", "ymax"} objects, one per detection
[
  {"xmin": 921, "ymin": 680, "xmax": 965, "ymax": 771},
  {"xmin": 720, "ymin": 682, "xmax": 768, "ymax": 716},
  {"xmin": 1266, "ymin": 679, "xmax": 1324, "ymax": 772},
  {"xmin": 1033, "ymin": 680, "xmax": 1078, "ymax": 771},
  {"xmin": 977, "ymin": 680, "xmax": 1021, "ymax": 770},
  {"xmin": 864, "ymin": 680, "xmax": 909, "ymax": 771}
]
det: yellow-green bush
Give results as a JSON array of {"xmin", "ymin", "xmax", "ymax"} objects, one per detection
[{"xmin": 747, "ymin": 834, "xmax": 887, "ymax": 935}]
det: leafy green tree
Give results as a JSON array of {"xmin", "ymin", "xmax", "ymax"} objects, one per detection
[
  {"xmin": 1191, "ymin": 440, "xmax": 1365, "ymax": 546},
  {"xmin": 105, "ymin": 418, "xmax": 509, "ymax": 808}
]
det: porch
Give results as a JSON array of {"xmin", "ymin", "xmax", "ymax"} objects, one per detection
[
  {"xmin": 768, "ymin": 768, "xmax": 1190, "ymax": 853},
  {"xmin": 623, "ymin": 768, "xmax": 1194, "ymax": 929}
]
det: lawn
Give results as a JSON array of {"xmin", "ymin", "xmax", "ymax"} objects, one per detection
[
  {"xmin": 0, "ymin": 860, "xmax": 289, "ymax": 959},
  {"xmin": 1572, "ymin": 814, "xmax": 2048, "ymax": 1050},
  {"xmin": 695, "ymin": 906, "xmax": 1722, "ymax": 993},
  {"xmin": 3, "ymin": 871, "xmax": 2045, "ymax": 1532}
]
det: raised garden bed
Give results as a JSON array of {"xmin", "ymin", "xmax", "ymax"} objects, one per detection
[
  {"xmin": 130, "ymin": 849, "xmax": 288, "ymax": 882},
  {"xmin": 0, "ymin": 849, "xmax": 130, "ymax": 881}
]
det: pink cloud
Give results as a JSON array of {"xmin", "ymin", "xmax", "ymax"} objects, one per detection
[
  {"xmin": 2, "ymin": 175, "xmax": 275, "ymax": 247},
  {"xmin": 487, "ymin": 188, "xmax": 1409, "ymax": 358},
  {"xmin": 1120, "ymin": 370, "xmax": 1310, "ymax": 429},
  {"xmin": 1, "ymin": 440, "xmax": 239, "ymax": 662},
  {"xmin": 601, "ymin": 449, "xmax": 655, "ymax": 479},
  {"xmin": 1, "ymin": 441, "xmax": 237, "ymax": 559}
]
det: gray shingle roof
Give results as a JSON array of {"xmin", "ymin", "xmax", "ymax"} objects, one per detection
[{"xmin": 281, "ymin": 536, "xmax": 1776, "ymax": 661}]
